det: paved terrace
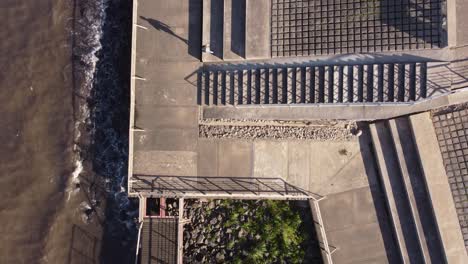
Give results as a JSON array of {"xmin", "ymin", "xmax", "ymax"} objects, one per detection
[
  {"xmin": 130, "ymin": 0, "xmax": 201, "ymax": 187},
  {"xmin": 130, "ymin": 0, "xmax": 468, "ymax": 263}
]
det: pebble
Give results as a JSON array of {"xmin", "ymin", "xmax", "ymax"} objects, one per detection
[{"xmin": 199, "ymin": 121, "xmax": 358, "ymax": 141}]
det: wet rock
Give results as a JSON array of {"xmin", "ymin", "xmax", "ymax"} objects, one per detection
[
  {"xmin": 196, "ymin": 234, "xmax": 205, "ymax": 244},
  {"xmin": 215, "ymin": 252, "xmax": 225, "ymax": 263},
  {"xmin": 238, "ymin": 228, "xmax": 246, "ymax": 238}
]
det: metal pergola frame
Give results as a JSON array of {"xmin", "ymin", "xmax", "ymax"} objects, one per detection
[{"xmin": 129, "ymin": 175, "xmax": 319, "ymax": 200}]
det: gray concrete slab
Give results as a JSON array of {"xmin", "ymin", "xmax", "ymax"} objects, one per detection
[
  {"xmin": 130, "ymin": 0, "xmax": 202, "ymax": 184},
  {"xmin": 245, "ymin": 0, "xmax": 270, "ymax": 59},
  {"xmin": 326, "ymin": 222, "xmax": 391, "ymax": 264},
  {"xmin": 134, "ymin": 129, "xmax": 198, "ymax": 152},
  {"xmin": 321, "ymin": 187, "xmax": 378, "ymax": 232},
  {"xmin": 197, "ymin": 139, "xmax": 218, "ymax": 177},
  {"xmin": 137, "ymin": 0, "xmax": 201, "ymax": 63},
  {"xmin": 286, "ymin": 141, "xmax": 310, "ymax": 190},
  {"xmin": 135, "ymin": 105, "xmax": 198, "ymax": 129},
  {"xmin": 135, "ymin": 82, "xmax": 198, "ymax": 106},
  {"xmin": 133, "ymin": 150, "xmax": 197, "ymax": 176},
  {"xmin": 308, "ymin": 141, "xmax": 372, "ymax": 195},
  {"xmin": 253, "ymin": 141, "xmax": 288, "ymax": 179},
  {"xmin": 455, "ymin": 0, "xmax": 468, "ymax": 46},
  {"xmin": 218, "ymin": 140, "xmax": 253, "ymax": 177}
]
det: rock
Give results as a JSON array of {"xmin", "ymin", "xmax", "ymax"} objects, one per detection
[
  {"xmin": 196, "ymin": 234, "xmax": 205, "ymax": 244},
  {"xmin": 208, "ymin": 201, "xmax": 215, "ymax": 209},
  {"xmin": 215, "ymin": 252, "xmax": 225, "ymax": 263},
  {"xmin": 238, "ymin": 228, "xmax": 246, "ymax": 238},
  {"xmin": 209, "ymin": 218, "xmax": 217, "ymax": 225}
]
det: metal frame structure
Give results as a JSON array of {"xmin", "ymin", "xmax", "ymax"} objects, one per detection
[{"xmin": 130, "ymin": 175, "xmax": 315, "ymax": 200}]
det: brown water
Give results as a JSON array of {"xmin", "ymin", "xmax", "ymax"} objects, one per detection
[
  {"xmin": 0, "ymin": 0, "xmax": 113, "ymax": 263},
  {"xmin": 0, "ymin": 0, "xmax": 77, "ymax": 262}
]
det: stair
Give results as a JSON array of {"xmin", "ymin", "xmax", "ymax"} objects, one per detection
[
  {"xmin": 223, "ymin": 0, "xmax": 245, "ymax": 60},
  {"xmin": 140, "ymin": 218, "xmax": 178, "ymax": 264},
  {"xmin": 410, "ymin": 113, "xmax": 468, "ymax": 263},
  {"xmin": 200, "ymin": 62, "xmax": 428, "ymax": 105},
  {"xmin": 202, "ymin": 0, "xmax": 270, "ymax": 61},
  {"xmin": 202, "ymin": 0, "xmax": 224, "ymax": 61},
  {"xmin": 369, "ymin": 117, "xmax": 446, "ymax": 263}
]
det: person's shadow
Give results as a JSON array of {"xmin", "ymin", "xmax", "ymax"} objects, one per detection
[{"xmin": 140, "ymin": 16, "xmax": 188, "ymax": 45}]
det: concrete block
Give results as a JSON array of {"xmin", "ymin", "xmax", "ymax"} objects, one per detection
[
  {"xmin": 308, "ymin": 141, "xmax": 367, "ymax": 195},
  {"xmin": 197, "ymin": 139, "xmax": 218, "ymax": 177},
  {"xmin": 245, "ymin": 0, "xmax": 270, "ymax": 59},
  {"xmin": 135, "ymin": 105, "xmax": 198, "ymax": 129},
  {"xmin": 326, "ymin": 222, "xmax": 389, "ymax": 264},
  {"xmin": 253, "ymin": 141, "xmax": 287, "ymax": 179},
  {"xmin": 218, "ymin": 140, "xmax": 253, "ymax": 177},
  {"xmin": 133, "ymin": 150, "xmax": 197, "ymax": 176},
  {"xmin": 133, "ymin": 129, "xmax": 198, "ymax": 151},
  {"xmin": 286, "ymin": 141, "xmax": 310, "ymax": 191}
]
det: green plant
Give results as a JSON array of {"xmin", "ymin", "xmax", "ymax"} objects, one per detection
[{"xmin": 224, "ymin": 200, "xmax": 306, "ymax": 264}]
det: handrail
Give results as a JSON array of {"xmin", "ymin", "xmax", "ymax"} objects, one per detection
[
  {"xmin": 310, "ymin": 198, "xmax": 336, "ymax": 264},
  {"xmin": 134, "ymin": 221, "xmax": 144, "ymax": 264}
]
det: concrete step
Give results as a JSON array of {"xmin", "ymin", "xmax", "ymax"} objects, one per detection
[
  {"xmin": 409, "ymin": 113, "xmax": 468, "ymax": 264},
  {"xmin": 202, "ymin": 0, "xmax": 269, "ymax": 61},
  {"xmin": 388, "ymin": 118, "xmax": 445, "ymax": 263},
  {"xmin": 202, "ymin": 0, "xmax": 224, "ymax": 62},
  {"xmin": 200, "ymin": 62, "xmax": 428, "ymax": 106},
  {"xmin": 223, "ymin": 0, "xmax": 245, "ymax": 60},
  {"xmin": 369, "ymin": 121, "xmax": 424, "ymax": 263}
]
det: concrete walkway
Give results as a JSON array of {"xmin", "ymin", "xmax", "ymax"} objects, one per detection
[
  {"xmin": 130, "ymin": 0, "xmax": 202, "ymax": 181},
  {"xmin": 197, "ymin": 135, "xmax": 398, "ymax": 263}
]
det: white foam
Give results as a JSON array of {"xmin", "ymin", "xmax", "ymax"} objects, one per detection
[{"xmin": 67, "ymin": 0, "xmax": 108, "ymax": 200}]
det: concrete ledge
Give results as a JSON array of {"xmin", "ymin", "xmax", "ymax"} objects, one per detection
[{"xmin": 202, "ymin": 89, "xmax": 468, "ymax": 121}]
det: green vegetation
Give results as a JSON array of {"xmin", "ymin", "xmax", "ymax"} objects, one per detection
[{"xmin": 218, "ymin": 200, "xmax": 306, "ymax": 264}]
